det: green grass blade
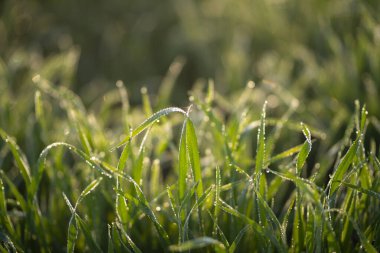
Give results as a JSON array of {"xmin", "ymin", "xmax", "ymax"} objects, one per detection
[
  {"xmin": 75, "ymin": 214, "xmax": 102, "ymax": 253},
  {"xmin": 213, "ymin": 166, "xmax": 221, "ymax": 236},
  {"xmin": 116, "ymin": 222, "xmax": 143, "ymax": 253},
  {"xmin": 255, "ymin": 101, "xmax": 267, "ymax": 175},
  {"xmin": 0, "ymin": 170, "xmax": 27, "ymax": 211},
  {"xmin": 78, "ymin": 177, "xmax": 103, "ymax": 202},
  {"xmin": 112, "ymin": 107, "xmax": 187, "ymax": 149},
  {"xmin": 229, "ymin": 225, "xmax": 251, "ymax": 253},
  {"xmin": 107, "ymin": 225, "xmax": 114, "ymax": 253},
  {"xmin": 141, "ymin": 87, "xmax": 153, "ymax": 117},
  {"xmin": 267, "ymin": 143, "xmax": 304, "ymax": 165},
  {"xmin": 296, "ymin": 123, "xmax": 312, "ymax": 175},
  {"xmin": 62, "ymin": 193, "xmax": 78, "ymax": 253},
  {"xmin": 31, "ymin": 142, "xmax": 112, "ymax": 199},
  {"xmin": 330, "ymin": 138, "xmax": 360, "ymax": 196},
  {"xmin": 178, "ymin": 119, "xmax": 188, "ymax": 201},
  {"xmin": 186, "ymin": 119, "xmax": 203, "ymax": 197},
  {"xmin": 0, "ymin": 179, "xmax": 15, "ymax": 238},
  {"xmin": 117, "ymin": 141, "xmax": 131, "ymax": 172},
  {"xmin": 0, "ymin": 128, "xmax": 31, "ymax": 186},
  {"xmin": 337, "ymin": 181, "xmax": 380, "ymax": 200},
  {"xmin": 157, "ymin": 56, "xmax": 186, "ymax": 108}
]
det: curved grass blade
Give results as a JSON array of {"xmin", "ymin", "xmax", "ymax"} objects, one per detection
[
  {"xmin": 169, "ymin": 237, "xmax": 224, "ymax": 252},
  {"xmin": 112, "ymin": 107, "xmax": 187, "ymax": 150},
  {"xmin": 30, "ymin": 142, "xmax": 112, "ymax": 199}
]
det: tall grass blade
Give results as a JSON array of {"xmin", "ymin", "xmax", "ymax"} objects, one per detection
[
  {"xmin": 186, "ymin": 119, "xmax": 203, "ymax": 197},
  {"xmin": 178, "ymin": 120, "xmax": 188, "ymax": 201},
  {"xmin": 255, "ymin": 101, "xmax": 267, "ymax": 175},
  {"xmin": 330, "ymin": 138, "xmax": 360, "ymax": 196}
]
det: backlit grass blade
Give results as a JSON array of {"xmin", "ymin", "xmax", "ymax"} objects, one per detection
[
  {"xmin": 296, "ymin": 123, "xmax": 312, "ymax": 175},
  {"xmin": 112, "ymin": 107, "xmax": 187, "ymax": 149},
  {"xmin": 0, "ymin": 128, "xmax": 31, "ymax": 186},
  {"xmin": 178, "ymin": 119, "xmax": 188, "ymax": 201},
  {"xmin": 62, "ymin": 193, "xmax": 78, "ymax": 253},
  {"xmin": 30, "ymin": 142, "xmax": 113, "ymax": 199},
  {"xmin": 255, "ymin": 101, "xmax": 267, "ymax": 175},
  {"xmin": 213, "ymin": 166, "xmax": 221, "ymax": 236},
  {"xmin": 169, "ymin": 237, "xmax": 224, "ymax": 252},
  {"xmin": 329, "ymin": 138, "xmax": 360, "ymax": 196},
  {"xmin": 78, "ymin": 177, "xmax": 103, "ymax": 201},
  {"xmin": 132, "ymin": 128, "xmax": 150, "ymax": 185},
  {"xmin": 117, "ymin": 140, "xmax": 131, "ymax": 172},
  {"xmin": 158, "ymin": 56, "xmax": 186, "ymax": 108},
  {"xmin": 267, "ymin": 143, "xmax": 304, "ymax": 165},
  {"xmin": 186, "ymin": 119, "xmax": 203, "ymax": 197}
]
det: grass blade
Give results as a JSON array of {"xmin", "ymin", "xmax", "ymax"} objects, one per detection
[
  {"xmin": 330, "ymin": 138, "xmax": 360, "ymax": 196},
  {"xmin": 296, "ymin": 123, "xmax": 312, "ymax": 175},
  {"xmin": 178, "ymin": 120, "xmax": 188, "ymax": 201},
  {"xmin": 186, "ymin": 119, "xmax": 203, "ymax": 197},
  {"xmin": 113, "ymin": 107, "xmax": 187, "ymax": 149},
  {"xmin": 0, "ymin": 128, "xmax": 31, "ymax": 186},
  {"xmin": 255, "ymin": 101, "xmax": 267, "ymax": 175}
]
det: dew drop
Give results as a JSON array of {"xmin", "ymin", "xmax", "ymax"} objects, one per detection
[
  {"xmin": 247, "ymin": 81, "xmax": 255, "ymax": 89},
  {"xmin": 140, "ymin": 87, "xmax": 147, "ymax": 94}
]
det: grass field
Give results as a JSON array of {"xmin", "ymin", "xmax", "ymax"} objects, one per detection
[{"xmin": 1, "ymin": 0, "xmax": 380, "ymax": 252}]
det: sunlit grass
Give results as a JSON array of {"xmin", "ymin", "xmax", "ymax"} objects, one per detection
[{"xmin": 0, "ymin": 76, "xmax": 379, "ymax": 252}]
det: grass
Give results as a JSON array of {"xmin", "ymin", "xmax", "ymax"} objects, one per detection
[
  {"xmin": 1, "ymin": 1, "xmax": 380, "ymax": 251},
  {"xmin": 0, "ymin": 76, "xmax": 379, "ymax": 252}
]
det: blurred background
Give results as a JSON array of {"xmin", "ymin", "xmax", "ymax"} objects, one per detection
[
  {"xmin": 1, "ymin": 0, "xmax": 380, "ymax": 154},
  {"xmin": 1, "ymin": 0, "xmax": 379, "ymax": 105}
]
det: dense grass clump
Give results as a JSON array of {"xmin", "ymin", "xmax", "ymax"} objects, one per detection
[{"xmin": 0, "ymin": 77, "xmax": 379, "ymax": 252}]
